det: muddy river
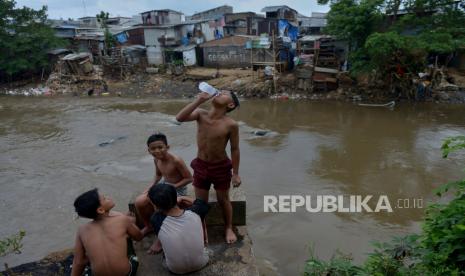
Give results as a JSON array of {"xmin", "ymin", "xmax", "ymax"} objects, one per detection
[{"xmin": 1, "ymin": 96, "xmax": 464, "ymax": 275}]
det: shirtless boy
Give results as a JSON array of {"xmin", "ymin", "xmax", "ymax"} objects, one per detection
[
  {"xmin": 71, "ymin": 188, "xmax": 143, "ymax": 276},
  {"xmin": 135, "ymin": 133, "xmax": 192, "ymax": 240},
  {"xmin": 176, "ymin": 89, "xmax": 241, "ymax": 243}
]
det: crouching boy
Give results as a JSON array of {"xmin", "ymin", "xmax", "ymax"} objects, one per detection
[
  {"xmin": 71, "ymin": 189, "xmax": 143, "ymax": 276},
  {"xmin": 148, "ymin": 183, "xmax": 209, "ymax": 274}
]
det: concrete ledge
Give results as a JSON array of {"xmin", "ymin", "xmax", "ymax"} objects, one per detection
[{"xmin": 134, "ymin": 226, "xmax": 259, "ymax": 276}]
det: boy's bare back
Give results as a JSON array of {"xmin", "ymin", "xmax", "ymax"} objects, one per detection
[{"xmin": 74, "ymin": 212, "xmax": 139, "ymax": 276}]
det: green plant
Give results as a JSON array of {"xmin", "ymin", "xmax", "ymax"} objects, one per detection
[
  {"xmin": 96, "ymin": 11, "xmax": 116, "ymax": 49},
  {"xmin": 0, "ymin": 230, "xmax": 26, "ymax": 257},
  {"xmin": 320, "ymin": 0, "xmax": 465, "ymax": 86},
  {"xmin": 417, "ymin": 136, "xmax": 465, "ymax": 274},
  {"xmin": 0, "ymin": 0, "xmax": 66, "ymax": 81},
  {"xmin": 172, "ymin": 59, "xmax": 184, "ymax": 66},
  {"xmin": 304, "ymin": 245, "xmax": 363, "ymax": 276}
]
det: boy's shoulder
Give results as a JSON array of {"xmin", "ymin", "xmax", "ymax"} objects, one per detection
[
  {"xmin": 166, "ymin": 152, "xmax": 186, "ymax": 165},
  {"xmin": 224, "ymin": 116, "xmax": 238, "ymax": 128}
]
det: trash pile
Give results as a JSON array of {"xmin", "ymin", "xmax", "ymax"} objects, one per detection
[
  {"xmin": 2, "ymin": 86, "xmax": 52, "ymax": 96},
  {"xmin": 45, "ymin": 52, "xmax": 108, "ymax": 95}
]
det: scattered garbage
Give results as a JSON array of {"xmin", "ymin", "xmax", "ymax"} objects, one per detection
[
  {"xmin": 358, "ymin": 101, "xmax": 395, "ymax": 108},
  {"xmin": 170, "ymin": 119, "xmax": 182, "ymax": 126},
  {"xmin": 3, "ymin": 86, "xmax": 52, "ymax": 96},
  {"xmin": 252, "ymin": 130, "xmax": 268, "ymax": 136},
  {"xmin": 98, "ymin": 136, "xmax": 126, "ymax": 147},
  {"xmin": 146, "ymin": 67, "xmax": 159, "ymax": 74},
  {"xmin": 264, "ymin": 66, "xmax": 274, "ymax": 77}
]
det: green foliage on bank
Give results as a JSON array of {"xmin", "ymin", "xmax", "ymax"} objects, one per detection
[
  {"xmin": 0, "ymin": 230, "xmax": 26, "ymax": 257},
  {"xmin": 96, "ymin": 11, "xmax": 116, "ymax": 49},
  {"xmin": 0, "ymin": 0, "xmax": 66, "ymax": 80},
  {"xmin": 303, "ymin": 137, "xmax": 465, "ymax": 275},
  {"xmin": 321, "ymin": 0, "xmax": 465, "ymax": 77}
]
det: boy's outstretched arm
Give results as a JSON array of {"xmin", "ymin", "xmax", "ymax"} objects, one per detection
[
  {"xmin": 71, "ymin": 231, "xmax": 87, "ymax": 276},
  {"xmin": 230, "ymin": 122, "xmax": 241, "ymax": 187},
  {"xmin": 126, "ymin": 217, "xmax": 143, "ymax": 241},
  {"xmin": 175, "ymin": 92, "xmax": 211, "ymax": 122},
  {"xmin": 174, "ymin": 157, "xmax": 193, "ymax": 189},
  {"xmin": 177, "ymin": 196, "xmax": 194, "ymax": 209}
]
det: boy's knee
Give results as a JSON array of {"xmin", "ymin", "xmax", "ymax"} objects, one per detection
[
  {"xmin": 135, "ymin": 194, "xmax": 147, "ymax": 207},
  {"xmin": 216, "ymin": 192, "xmax": 230, "ymax": 205}
]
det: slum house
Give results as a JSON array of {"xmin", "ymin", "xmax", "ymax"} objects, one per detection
[
  {"xmin": 298, "ymin": 12, "xmax": 327, "ymax": 35},
  {"xmin": 105, "ymin": 16, "xmax": 140, "ymax": 27},
  {"xmin": 295, "ymin": 35, "xmax": 346, "ymax": 92},
  {"xmin": 141, "ymin": 9, "xmax": 183, "ymax": 25},
  {"xmin": 188, "ymin": 5, "xmax": 233, "ymax": 21},
  {"xmin": 199, "ymin": 35, "xmax": 252, "ymax": 68},
  {"xmin": 245, "ymin": 14, "xmax": 266, "ymax": 36},
  {"xmin": 223, "ymin": 12, "xmax": 256, "ymax": 36},
  {"xmin": 256, "ymin": 6, "xmax": 298, "ymax": 36},
  {"xmin": 52, "ymin": 21, "xmax": 105, "ymax": 57},
  {"xmin": 130, "ymin": 17, "xmax": 227, "ymax": 65},
  {"xmin": 172, "ymin": 44, "xmax": 197, "ymax": 66},
  {"xmin": 136, "ymin": 9, "xmax": 184, "ymax": 65},
  {"xmin": 78, "ymin": 16, "xmax": 101, "ymax": 28},
  {"xmin": 73, "ymin": 29, "xmax": 105, "ymax": 56},
  {"xmin": 118, "ymin": 19, "xmax": 223, "ymax": 65}
]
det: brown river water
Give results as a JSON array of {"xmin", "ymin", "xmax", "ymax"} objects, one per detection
[{"xmin": 1, "ymin": 96, "xmax": 465, "ymax": 275}]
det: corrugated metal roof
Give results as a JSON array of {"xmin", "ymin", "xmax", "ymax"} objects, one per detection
[
  {"xmin": 173, "ymin": 44, "xmax": 196, "ymax": 51},
  {"xmin": 48, "ymin": 49, "xmax": 73, "ymax": 55},
  {"xmin": 299, "ymin": 35, "xmax": 332, "ymax": 41},
  {"xmin": 199, "ymin": 36, "xmax": 252, "ymax": 48},
  {"xmin": 62, "ymin": 53, "xmax": 92, "ymax": 61},
  {"xmin": 300, "ymin": 17, "xmax": 327, "ymax": 27},
  {"xmin": 140, "ymin": 9, "xmax": 183, "ymax": 15},
  {"xmin": 261, "ymin": 5, "xmax": 297, "ymax": 13}
]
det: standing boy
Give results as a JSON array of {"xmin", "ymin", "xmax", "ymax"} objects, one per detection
[
  {"xmin": 176, "ymin": 90, "xmax": 241, "ymax": 243},
  {"xmin": 72, "ymin": 188, "xmax": 143, "ymax": 276},
  {"xmin": 135, "ymin": 132, "xmax": 193, "ymax": 237}
]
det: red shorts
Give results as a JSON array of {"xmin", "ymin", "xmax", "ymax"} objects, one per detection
[{"xmin": 191, "ymin": 158, "xmax": 232, "ymax": 191}]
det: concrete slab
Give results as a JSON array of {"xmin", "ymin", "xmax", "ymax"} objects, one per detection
[{"xmin": 134, "ymin": 226, "xmax": 259, "ymax": 275}]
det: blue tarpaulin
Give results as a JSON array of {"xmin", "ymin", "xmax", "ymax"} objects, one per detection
[
  {"xmin": 288, "ymin": 25, "xmax": 298, "ymax": 42},
  {"xmin": 278, "ymin": 19, "xmax": 298, "ymax": 42},
  {"xmin": 115, "ymin": 32, "xmax": 128, "ymax": 44}
]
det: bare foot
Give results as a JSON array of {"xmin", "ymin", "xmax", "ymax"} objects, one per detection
[
  {"xmin": 225, "ymin": 227, "xmax": 237, "ymax": 244},
  {"xmin": 147, "ymin": 239, "xmax": 163, "ymax": 255},
  {"xmin": 141, "ymin": 226, "xmax": 153, "ymax": 237}
]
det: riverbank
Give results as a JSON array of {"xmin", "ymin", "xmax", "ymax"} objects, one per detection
[{"xmin": 1, "ymin": 67, "xmax": 465, "ymax": 104}]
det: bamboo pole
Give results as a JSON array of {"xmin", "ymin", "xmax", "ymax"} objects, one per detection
[{"xmin": 272, "ymin": 30, "xmax": 277, "ymax": 94}]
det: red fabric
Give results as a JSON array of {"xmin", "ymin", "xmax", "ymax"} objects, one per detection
[
  {"xmin": 396, "ymin": 64, "xmax": 405, "ymax": 76},
  {"xmin": 191, "ymin": 158, "xmax": 232, "ymax": 191}
]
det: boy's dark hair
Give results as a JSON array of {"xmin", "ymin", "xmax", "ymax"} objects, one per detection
[
  {"xmin": 147, "ymin": 184, "xmax": 177, "ymax": 212},
  {"xmin": 227, "ymin": 91, "xmax": 240, "ymax": 113},
  {"xmin": 74, "ymin": 188, "xmax": 100, "ymax": 219},
  {"xmin": 147, "ymin": 132, "xmax": 168, "ymax": 146}
]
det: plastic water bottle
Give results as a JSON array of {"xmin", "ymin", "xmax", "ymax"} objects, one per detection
[{"xmin": 198, "ymin": 82, "xmax": 219, "ymax": 96}]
